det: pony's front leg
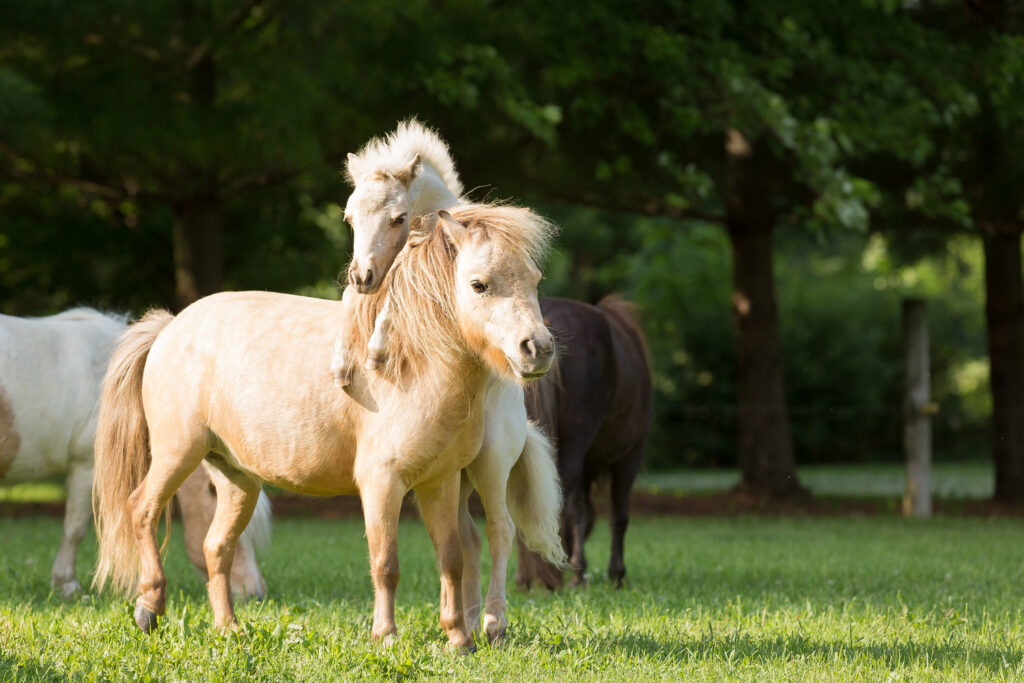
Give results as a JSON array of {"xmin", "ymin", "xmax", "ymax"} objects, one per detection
[
  {"xmin": 365, "ymin": 295, "xmax": 393, "ymax": 371},
  {"xmin": 358, "ymin": 472, "xmax": 406, "ymax": 644},
  {"xmin": 202, "ymin": 463, "xmax": 262, "ymax": 631},
  {"xmin": 415, "ymin": 473, "xmax": 475, "ymax": 653},
  {"xmin": 51, "ymin": 463, "xmax": 92, "ymax": 598},
  {"xmin": 466, "ymin": 458, "xmax": 515, "ymax": 644},
  {"xmin": 330, "ymin": 287, "xmax": 359, "ymax": 387}
]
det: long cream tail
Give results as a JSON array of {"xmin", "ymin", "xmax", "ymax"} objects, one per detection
[
  {"xmin": 92, "ymin": 309, "xmax": 174, "ymax": 595},
  {"xmin": 506, "ymin": 421, "xmax": 567, "ymax": 567}
]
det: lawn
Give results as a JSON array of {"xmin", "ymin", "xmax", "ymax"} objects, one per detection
[
  {"xmin": 2, "ymin": 514, "xmax": 1024, "ymax": 681},
  {"xmin": 635, "ymin": 460, "xmax": 995, "ymax": 499}
]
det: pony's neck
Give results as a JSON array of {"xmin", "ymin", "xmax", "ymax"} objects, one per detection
[{"xmin": 409, "ymin": 164, "xmax": 459, "ymax": 215}]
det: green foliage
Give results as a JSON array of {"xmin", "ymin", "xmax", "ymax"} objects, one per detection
[
  {"xmin": 561, "ymin": 218, "xmax": 988, "ymax": 468},
  {"xmin": 4, "ymin": 515, "xmax": 1024, "ymax": 680}
]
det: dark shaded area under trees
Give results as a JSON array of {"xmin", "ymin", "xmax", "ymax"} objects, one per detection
[{"xmin": 0, "ymin": 0, "xmax": 1019, "ymax": 499}]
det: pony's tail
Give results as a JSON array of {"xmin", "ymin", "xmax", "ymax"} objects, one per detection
[
  {"xmin": 507, "ymin": 422, "xmax": 567, "ymax": 568},
  {"xmin": 92, "ymin": 309, "xmax": 174, "ymax": 596},
  {"xmin": 241, "ymin": 490, "xmax": 273, "ymax": 554}
]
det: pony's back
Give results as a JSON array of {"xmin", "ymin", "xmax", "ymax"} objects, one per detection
[{"xmin": 0, "ymin": 309, "xmax": 126, "ymax": 481}]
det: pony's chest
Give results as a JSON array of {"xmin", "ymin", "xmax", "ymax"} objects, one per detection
[{"xmin": 372, "ymin": 403, "xmax": 485, "ymax": 489}]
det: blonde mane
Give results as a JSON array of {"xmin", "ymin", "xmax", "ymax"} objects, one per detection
[
  {"xmin": 345, "ymin": 119, "xmax": 464, "ymax": 197},
  {"xmin": 347, "ymin": 203, "xmax": 555, "ymax": 382}
]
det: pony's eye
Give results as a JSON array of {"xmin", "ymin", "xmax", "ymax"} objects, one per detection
[
  {"xmin": 471, "ymin": 281, "xmax": 488, "ymax": 294},
  {"xmin": 392, "ymin": 213, "xmax": 407, "ymax": 226}
]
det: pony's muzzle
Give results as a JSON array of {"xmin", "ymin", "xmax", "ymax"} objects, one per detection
[
  {"xmin": 516, "ymin": 333, "xmax": 554, "ymax": 380},
  {"xmin": 348, "ymin": 263, "xmax": 379, "ymax": 294}
]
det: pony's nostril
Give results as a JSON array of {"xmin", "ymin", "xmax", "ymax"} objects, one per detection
[
  {"xmin": 521, "ymin": 338, "xmax": 538, "ymax": 358},
  {"xmin": 536, "ymin": 338, "xmax": 553, "ymax": 358},
  {"xmin": 362, "ymin": 270, "xmax": 373, "ymax": 288}
]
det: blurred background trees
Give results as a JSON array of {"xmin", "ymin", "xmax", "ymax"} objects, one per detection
[{"xmin": 0, "ymin": 0, "xmax": 1020, "ymax": 498}]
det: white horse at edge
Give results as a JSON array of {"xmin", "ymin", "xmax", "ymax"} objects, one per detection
[{"xmin": 0, "ymin": 308, "xmax": 271, "ymax": 598}]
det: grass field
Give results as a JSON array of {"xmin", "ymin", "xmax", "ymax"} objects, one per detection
[
  {"xmin": 1, "ymin": 460, "xmax": 996, "ymax": 505},
  {"xmin": 635, "ymin": 461, "xmax": 995, "ymax": 499},
  {"xmin": 3, "ymin": 513, "xmax": 1024, "ymax": 681}
]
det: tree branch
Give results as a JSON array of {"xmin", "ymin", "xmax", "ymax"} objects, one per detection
[
  {"xmin": 221, "ymin": 167, "xmax": 300, "ymax": 198},
  {"xmin": 548, "ymin": 186, "xmax": 724, "ymax": 224},
  {"xmin": 185, "ymin": 0, "xmax": 273, "ymax": 70}
]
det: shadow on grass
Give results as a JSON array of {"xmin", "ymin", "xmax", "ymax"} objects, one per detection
[{"xmin": 561, "ymin": 627, "xmax": 1023, "ymax": 676}]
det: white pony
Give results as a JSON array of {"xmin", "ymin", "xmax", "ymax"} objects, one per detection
[
  {"xmin": 331, "ymin": 120, "xmax": 564, "ymax": 643},
  {"xmin": 0, "ymin": 308, "xmax": 270, "ymax": 598}
]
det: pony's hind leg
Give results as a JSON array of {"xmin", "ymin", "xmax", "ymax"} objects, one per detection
[
  {"xmin": 201, "ymin": 461, "xmax": 262, "ymax": 631},
  {"xmin": 564, "ymin": 479, "xmax": 594, "ymax": 588},
  {"xmin": 608, "ymin": 447, "xmax": 644, "ymax": 588},
  {"xmin": 51, "ymin": 463, "xmax": 93, "ymax": 598},
  {"xmin": 457, "ymin": 472, "xmax": 483, "ymax": 635},
  {"xmin": 415, "ymin": 473, "xmax": 475, "ymax": 653},
  {"xmin": 128, "ymin": 447, "xmax": 206, "ymax": 632}
]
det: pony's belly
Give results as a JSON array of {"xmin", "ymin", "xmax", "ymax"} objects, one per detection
[
  {"xmin": 2, "ymin": 447, "xmax": 67, "ymax": 483},
  {"xmin": 209, "ymin": 426, "xmax": 360, "ymax": 497}
]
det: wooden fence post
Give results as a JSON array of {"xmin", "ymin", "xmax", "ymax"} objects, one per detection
[{"xmin": 903, "ymin": 298, "xmax": 932, "ymax": 518}]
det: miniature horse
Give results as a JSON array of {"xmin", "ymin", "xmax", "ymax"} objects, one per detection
[
  {"xmin": 92, "ymin": 204, "xmax": 563, "ymax": 652},
  {"xmin": 516, "ymin": 295, "xmax": 653, "ymax": 589},
  {"xmin": 0, "ymin": 309, "xmax": 270, "ymax": 598}
]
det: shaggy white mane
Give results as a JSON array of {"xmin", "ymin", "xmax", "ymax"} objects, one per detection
[{"xmin": 346, "ymin": 118, "xmax": 464, "ymax": 196}]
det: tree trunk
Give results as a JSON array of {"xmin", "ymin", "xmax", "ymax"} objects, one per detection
[
  {"xmin": 724, "ymin": 128, "xmax": 804, "ymax": 499},
  {"xmin": 726, "ymin": 225, "xmax": 804, "ymax": 497},
  {"xmin": 172, "ymin": 197, "xmax": 224, "ymax": 310},
  {"xmin": 982, "ymin": 226, "xmax": 1024, "ymax": 503}
]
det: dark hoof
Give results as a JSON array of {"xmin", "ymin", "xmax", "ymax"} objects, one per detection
[{"xmin": 134, "ymin": 603, "xmax": 159, "ymax": 633}]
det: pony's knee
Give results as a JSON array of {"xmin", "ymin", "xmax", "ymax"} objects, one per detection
[
  {"xmin": 203, "ymin": 537, "xmax": 237, "ymax": 573},
  {"xmin": 373, "ymin": 556, "xmax": 400, "ymax": 592}
]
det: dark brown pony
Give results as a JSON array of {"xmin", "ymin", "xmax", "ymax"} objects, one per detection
[{"xmin": 516, "ymin": 295, "xmax": 653, "ymax": 589}]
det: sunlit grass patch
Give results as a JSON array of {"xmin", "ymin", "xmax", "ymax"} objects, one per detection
[{"xmin": 3, "ymin": 515, "xmax": 1024, "ymax": 680}]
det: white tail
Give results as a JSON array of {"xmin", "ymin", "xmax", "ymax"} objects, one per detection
[
  {"xmin": 241, "ymin": 491, "xmax": 273, "ymax": 553},
  {"xmin": 506, "ymin": 421, "xmax": 567, "ymax": 567}
]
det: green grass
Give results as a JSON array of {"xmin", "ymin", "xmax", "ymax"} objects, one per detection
[
  {"xmin": 3, "ymin": 515, "xmax": 1024, "ymax": 680},
  {"xmin": 3, "ymin": 461, "xmax": 995, "ymax": 505},
  {"xmin": 637, "ymin": 460, "xmax": 994, "ymax": 499},
  {"xmin": 0, "ymin": 481, "xmax": 67, "ymax": 503}
]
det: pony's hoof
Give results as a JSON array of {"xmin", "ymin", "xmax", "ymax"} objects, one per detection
[
  {"xmin": 569, "ymin": 572, "xmax": 589, "ymax": 589},
  {"xmin": 372, "ymin": 629, "xmax": 398, "ymax": 648},
  {"xmin": 483, "ymin": 616, "xmax": 507, "ymax": 645},
  {"xmin": 332, "ymin": 366, "xmax": 353, "ymax": 388},
  {"xmin": 446, "ymin": 635, "xmax": 477, "ymax": 655},
  {"xmin": 134, "ymin": 603, "xmax": 159, "ymax": 633},
  {"xmin": 54, "ymin": 578, "xmax": 81, "ymax": 599}
]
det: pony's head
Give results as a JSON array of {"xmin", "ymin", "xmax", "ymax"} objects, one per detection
[
  {"xmin": 343, "ymin": 120, "xmax": 463, "ymax": 295},
  {"xmin": 351, "ymin": 202, "xmax": 556, "ymax": 383},
  {"xmin": 438, "ymin": 207, "xmax": 555, "ymax": 381},
  {"xmin": 344, "ymin": 153, "xmax": 421, "ymax": 293}
]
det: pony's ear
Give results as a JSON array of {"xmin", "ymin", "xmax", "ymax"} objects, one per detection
[
  {"xmin": 393, "ymin": 153, "xmax": 422, "ymax": 187},
  {"xmin": 437, "ymin": 209, "xmax": 467, "ymax": 247},
  {"xmin": 346, "ymin": 152, "xmax": 366, "ymax": 182}
]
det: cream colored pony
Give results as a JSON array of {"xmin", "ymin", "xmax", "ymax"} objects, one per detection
[
  {"xmin": 92, "ymin": 204, "xmax": 563, "ymax": 652},
  {"xmin": 0, "ymin": 309, "xmax": 269, "ymax": 599},
  {"xmin": 331, "ymin": 121, "xmax": 562, "ymax": 642},
  {"xmin": 331, "ymin": 118, "xmax": 463, "ymax": 384}
]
